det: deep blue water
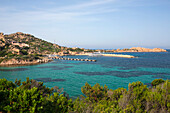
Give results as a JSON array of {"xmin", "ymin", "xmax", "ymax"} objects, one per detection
[{"xmin": 0, "ymin": 50, "xmax": 170, "ymax": 98}]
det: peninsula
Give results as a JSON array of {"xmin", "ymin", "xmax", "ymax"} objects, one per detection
[{"xmin": 0, "ymin": 32, "xmax": 167, "ymax": 66}]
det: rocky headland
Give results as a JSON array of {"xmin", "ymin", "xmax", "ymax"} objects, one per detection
[
  {"xmin": 0, "ymin": 32, "xmax": 72, "ymax": 66},
  {"xmin": 0, "ymin": 32, "xmax": 88, "ymax": 66}
]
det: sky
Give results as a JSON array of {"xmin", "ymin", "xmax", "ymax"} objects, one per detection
[{"xmin": 0, "ymin": 0, "xmax": 170, "ymax": 49}]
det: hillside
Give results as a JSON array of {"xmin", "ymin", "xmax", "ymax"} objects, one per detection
[
  {"xmin": 0, "ymin": 32, "xmax": 70, "ymax": 65},
  {"xmin": 0, "ymin": 32, "xmax": 92, "ymax": 65},
  {"xmin": 0, "ymin": 32, "xmax": 67, "ymax": 57}
]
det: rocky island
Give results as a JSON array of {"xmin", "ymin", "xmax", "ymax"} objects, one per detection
[{"xmin": 98, "ymin": 47, "xmax": 167, "ymax": 53}]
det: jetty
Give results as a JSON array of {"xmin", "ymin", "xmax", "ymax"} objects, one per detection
[{"xmin": 49, "ymin": 56, "xmax": 97, "ymax": 62}]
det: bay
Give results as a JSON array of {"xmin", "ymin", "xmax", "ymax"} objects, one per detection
[{"xmin": 0, "ymin": 50, "xmax": 170, "ymax": 98}]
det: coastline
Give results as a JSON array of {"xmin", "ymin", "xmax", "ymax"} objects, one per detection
[
  {"xmin": 0, "ymin": 58, "xmax": 53, "ymax": 67},
  {"xmin": 1, "ymin": 49, "xmax": 168, "ymax": 66}
]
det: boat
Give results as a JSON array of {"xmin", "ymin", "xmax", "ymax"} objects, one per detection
[{"xmin": 88, "ymin": 51, "xmax": 103, "ymax": 57}]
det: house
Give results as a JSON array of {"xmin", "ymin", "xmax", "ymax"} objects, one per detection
[{"xmin": 11, "ymin": 41, "xmax": 29, "ymax": 47}]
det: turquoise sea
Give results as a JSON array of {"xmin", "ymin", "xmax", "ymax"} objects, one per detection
[{"xmin": 0, "ymin": 50, "xmax": 170, "ymax": 98}]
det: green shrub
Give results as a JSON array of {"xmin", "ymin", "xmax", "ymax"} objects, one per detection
[
  {"xmin": 151, "ymin": 79, "xmax": 165, "ymax": 87},
  {"xmin": 74, "ymin": 80, "xmax": 169, "ymax": 113},
  {"xmin": 20, "ymin": 49, "xmax": 28, "ymax": 55},
  {"xmin": 81, "ymin": 83, "xmax": 109, "ymax": 102},
  {"xmin": 3, "ymin": 87, "xmax": 45, "ymax": 112},
  {"xmin": 0, "ymin": 50, "xmax": 7, "ymax": 57},
  {"xmin": 118, "ymin": 81, "xmax": 148, "ymax": 113},
  {"xmin": 0, "ymin": 78, "xmax": 16, "ymax": 90},
  {"xmin": 0, "ymin": 78, "xmax": 73, "ymax": 113}
]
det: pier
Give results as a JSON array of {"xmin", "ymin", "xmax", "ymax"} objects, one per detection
[{"xmin": 49, "ymin": 56, "xmax": 97, "ymax": 62}]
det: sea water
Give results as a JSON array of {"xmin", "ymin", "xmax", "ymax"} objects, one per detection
[{"xmin": 0, "ymin": 50, "xmax": 170, "ymax": 98}]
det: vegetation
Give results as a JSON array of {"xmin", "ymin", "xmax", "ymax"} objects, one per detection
[
  {"xmin": 0, "ymin": 32, "xmax": 63, "ymax": 57},
  {"xmin": 151, "ymin": 79, "xmax": 165, "ymax": 87},
  {"xmin": 0, "ymin": 32, "xmax": 89, "ymax": 64},
  {"xmin": 0, "ymin": 78, "xmax": 169, "ymax": 113},
  {"xmin": 0, "ymin": 78, "xmax": 72, "ymax": 113},
  {"xmin": 68, "ymin": 48, "xmax": 84, "ymax": 52},
  {"xmin": 84, "ymin": 49, "xmax": 97, "ymax": 52}
]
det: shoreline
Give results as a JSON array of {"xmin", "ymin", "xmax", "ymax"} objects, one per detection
[
  {"xmin": 0, "ymin": 61, "xmax": 51, "ymax": 67},
  {"xmin": 1, "ymin": 50, "xmax": 167, "ymax": 67},
  {"xmin": 0, "ymin": 58, "xmax": 53, "ymax": 67}
]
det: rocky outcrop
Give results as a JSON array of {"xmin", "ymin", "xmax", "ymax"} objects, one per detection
[
  {"xmin": 0, "ymin": 32, "xmax": 65, "ymax": 56},
  {"xmin": 106, "ymin": 47, "xmax": 167, "ymax": 52},
  {"xmin": 0, "ymin": 58, "xmax": 52, "ymax": 66},
  {"xmin": 95, "ymin": 47, "xmax": 167, "ymax": 53},
  {"xmin": 129, "ymin": 47, "xmax": 167, "ymax": 52}
]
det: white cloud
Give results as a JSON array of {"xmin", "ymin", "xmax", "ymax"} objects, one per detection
[
  {"xmin": 53, "ymin": 0, "xmax": 116, "ymax": 11},
  {"xmin": 0, "ymin": 0, "xmax": 119, "ymax": 34},
  {"xmin": 0, "ymin": 0, "xmax": 118, "ymax": 24}
]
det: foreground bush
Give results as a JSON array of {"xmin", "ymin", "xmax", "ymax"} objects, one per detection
[
  {"xmin": 0, "ymin": 78, "xmax": 73, "ymax": 113},
  {"xmin": 73, "ymin": 79, "xmax": 170, "ymax": 113},
  {"xmin": 0, "ymin": 78, "xmax": 169, "ymax": 113},
  {"xmin": 151, "ymin": 79, "xmax": 165, "ymax": 87}
]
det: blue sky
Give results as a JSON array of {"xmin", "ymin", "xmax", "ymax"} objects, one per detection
[{"xmin": 0, "ymin": 0, "xmax": 170, "ymax": 49}]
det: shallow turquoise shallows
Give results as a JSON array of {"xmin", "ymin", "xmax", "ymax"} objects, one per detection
[{"xmin": 0, "ymin": 51, "xmax": 170, "ymax": 98}]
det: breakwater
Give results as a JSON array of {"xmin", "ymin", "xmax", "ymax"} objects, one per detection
[{"xmin": 50, "ymin": 56, "xmax": 97, "ymax": 62}]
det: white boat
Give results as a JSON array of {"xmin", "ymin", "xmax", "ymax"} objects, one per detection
[{"xmin": 88, "ymin": 52, "xmax": 103, "ymax": 57}]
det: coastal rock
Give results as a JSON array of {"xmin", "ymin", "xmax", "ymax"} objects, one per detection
[
  {"xmin": 130, "ymin": 47, "xmax": 167, "ymax": 52},
  {"xmin": 152, "ymin": 48, "xmax": 167, "ymax": 52},
  {"xmin": 0, "ymin": 58, "xmax": 52, "ymax": 66},
  {"xmin": 102, "ymin": 47, "xmax": 167, "ymax": 53}
]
